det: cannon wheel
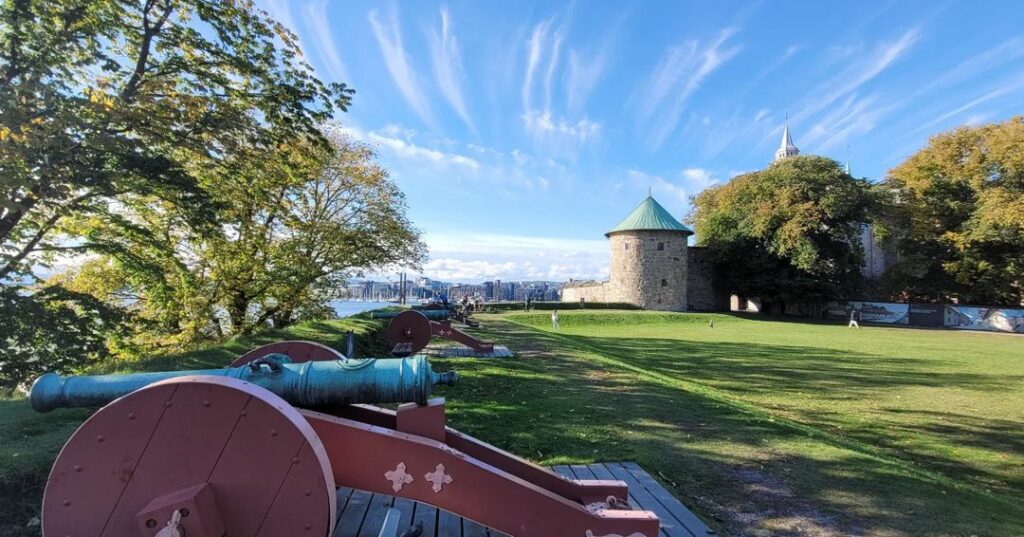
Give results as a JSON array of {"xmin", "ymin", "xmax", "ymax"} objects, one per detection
[
  {"xmin": 386, "ymin": 310, "xmax": 432, "ymax": 356},
  {"xmin": 230, "ymin": 340, "xmax": 346, "ymax": 367},
  {"xmin": 42, "ymin": 376, "xmax": 336, "ymax": 537}
]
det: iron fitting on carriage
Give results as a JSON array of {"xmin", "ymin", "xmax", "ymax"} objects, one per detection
[{"xmin": 29, "ymin": 354, "xmax": 459, "ymax": 412}]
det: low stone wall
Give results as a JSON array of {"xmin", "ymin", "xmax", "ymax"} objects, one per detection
[
  {"xmin": 686, "ymin": 247, "xmax": 730, "ymax": 311},
  {"xmin": 561, "ymin": 282, "xmax": 609, "ymax": 304}
]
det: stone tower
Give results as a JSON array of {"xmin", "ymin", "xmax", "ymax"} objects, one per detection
[{"xmin": 605, "ymin": 195, "xmax": 694, "ymax": 311}]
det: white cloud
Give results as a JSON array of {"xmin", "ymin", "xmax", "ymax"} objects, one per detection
[
  {"xmin": 345, "ymin": 126, "xmax": 479, "ymax": 171},
  {"xmin": 634, "ymin": 28, "xmax": 742, "ymax": 149},
  {"xmin": 907, "ymin": 74, "xmax": 1024, "ymax": 137},
  {"xmin": 543, "ymin": 30, "xmax": 564, "ymax": 112},
  {"xmin": 522, "ymin": 110, "xmax": 601, "ymax": 140},
  {"xmin": 791, "ymin": 28, "xmax": 920, "ymax": 126},
  {"xmin": 368, "ymin": 8, "xmax": 434, "ymax": 126},
  {"xmin": 566, "ymin": 49, "xmax": 607, "ymax": 114},
  {"xmin": 522, "ymin": 19, "xmax": 554, "ymax": 110},
  {"xmin": 920, "ymin": 36, "xmax": 1024, "ymax": 94},
  {"xmin": 427, "ymin": 7, "xmax": 473, "ymax": 130},
  {"xmin": 304, "ymin": 1, "xmax": 350, "ymax": 84},
  {"xmin": 421, "ymin": 231, "xmax": 610, "ymax": 281}
]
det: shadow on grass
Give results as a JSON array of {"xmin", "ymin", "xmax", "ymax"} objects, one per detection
[{"xmin": 432, "ymin": 320, "xmax": 1024, "ymax": 537}]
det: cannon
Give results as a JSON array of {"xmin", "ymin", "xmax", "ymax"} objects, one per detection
[
  {"xmin": 383, "ymin": 310, "xmax": 494, "ymax": 356},
  {"xmin": 30, "ymin": 355, "xmax": 458, "ymax": 412},
  {"xmin": 414, "ymin": 303, "xmax": 480, "ymax": 327},
  {"xmin": 31, "ymin": 340, "xmax": 660, "ymax": 537},
  {"xmin": 371, "ymin": 309, "xmax": 451, "ymax": 321}
]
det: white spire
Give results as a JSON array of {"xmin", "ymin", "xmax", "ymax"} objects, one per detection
[{"xmin": 774, "ymin": 117, "xmax": 800, "ymax": 162}]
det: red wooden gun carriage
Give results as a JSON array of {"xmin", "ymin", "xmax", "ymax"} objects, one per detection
[{"xmin": 30, "ymin": 340, "xmax": 660, "ymax": 536}]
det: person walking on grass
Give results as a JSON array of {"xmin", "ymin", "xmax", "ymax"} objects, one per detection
[
  {"xmin": 551, "ymin": 309, "xmax": 560, "ymax": 330},
  {"xmin": 849, "ymin": 307, "xmax": 860, "ymax": 329}
]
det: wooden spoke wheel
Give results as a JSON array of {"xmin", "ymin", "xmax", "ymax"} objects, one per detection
[
  {"xmin": 230, "ymin": 340, "xmax": 347, "ymax": 367},
  {"xmin": 42, "ymin": 376, "xmax": 336, "ymax": 537},
  {"xmin": 386, "ymin": 310, "xmax": 432, "ymax": 356}
]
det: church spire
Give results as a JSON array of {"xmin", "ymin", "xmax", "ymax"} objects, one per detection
[{"xmin": 774, "ymin": 116, "xmax": 800, "ymax": 162}]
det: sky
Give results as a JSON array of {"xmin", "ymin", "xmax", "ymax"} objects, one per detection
[{"xmin": 256, "ymin": 0, "xmax": 1024, "ymax": 283}]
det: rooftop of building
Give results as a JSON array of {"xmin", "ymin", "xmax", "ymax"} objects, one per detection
[{"xmin": 606, "ymin": 195, "xmax": 694, "ymax": 236}]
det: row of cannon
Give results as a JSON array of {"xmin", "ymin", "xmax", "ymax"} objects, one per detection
[{"xmin": 27, "ymin": 310, "xmax": 662, "ymax": 537}]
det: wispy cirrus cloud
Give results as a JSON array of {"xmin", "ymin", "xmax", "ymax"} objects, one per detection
[
  {"xmin": 369, "ymin": 8, "xmax": 434, "ymax": 126},
  {"xmin": 522, "ymin": 19, "xmax": 555, "ymax": 111},
  {"xmin": 520, "ymin": 18, "xmax": 603, "ymax": 147},
  {"xmin": 304, "ymin": 1, "xmax": 350, "ymax": 84},
  {"xmin": 633, "ymin": 28, "xmax": 742, "ymax": 150},
  {"xmin": 344, "ymin": 125, "xmax": 478, "ymax": 170},
  {"xmin": 427, "ymin": 7, "xmax": 473, "ymax": 131},
  {"xmin": 791, "ymin": 27, "xmax": 920, "ymax": 126}
]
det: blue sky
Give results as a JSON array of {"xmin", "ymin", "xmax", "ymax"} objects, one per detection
[{"xmin": 257, "ymin": 0, "xmax": 1024, "ymax": 283}]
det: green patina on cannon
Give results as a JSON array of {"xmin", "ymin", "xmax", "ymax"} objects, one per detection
[
  {"xmin": 370, "ymin": 309, "xmax": 450, "ymax": 320},
  {"xmin": 30, "ymin": 354, "xmax": 459, "ymax": 412}
]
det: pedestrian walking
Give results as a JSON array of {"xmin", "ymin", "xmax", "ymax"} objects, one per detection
[
  {"xmin": 848, "ymin": 308, "xmax": 860, "ymax": 329},
  {"xmin": 526, "ymin": 297, "xmax": 532, "ymax": 311},
  {"xmin": 551, "ymin": 309, "xmax": 560, "ymax": 329}
]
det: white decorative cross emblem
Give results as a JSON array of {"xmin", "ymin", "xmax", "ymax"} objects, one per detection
[
  {"xmin": 424, "ymin": 463, "xmax": 453, "ymax": 493},
  {"xmin": 384, "ymin": 462, "xmax": 414, "ymax": 492}
]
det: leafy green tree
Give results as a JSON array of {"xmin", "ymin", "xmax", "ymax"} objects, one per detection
[
  {"xmin": 689, "ymin": 155, "xmax": 873, "ymax": 308},
  {"xmin": 879, "ymin": 117, "xmax": 1024, "ymax": 305},
  {"xmin": 0, "ymin": 0, "xmax": 353, "ymax": 280},
  {"xmin": 0, "ymin": 284, "xmax": 127, "ymax": 388},
  {"xmin": 60, "ymin": 131, "xmax": 424, "ymax": 339}
]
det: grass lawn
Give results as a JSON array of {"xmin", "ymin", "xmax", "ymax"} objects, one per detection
[
  {"xmin": 2, "ymin": 310, "xmax": 1022, "ymax": 536},
  {"xmin": 426, "ymin": 311, "xmax": 1023, "ymax": 537}
]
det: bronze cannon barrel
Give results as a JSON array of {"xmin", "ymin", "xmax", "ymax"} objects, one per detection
[
  {"xmin": 30, "ymin": 355, "xmax": 458, "ymax": 412},
  {"xmin": 371, "ymin": 309, "xmax": 450, "ymax": 320}
]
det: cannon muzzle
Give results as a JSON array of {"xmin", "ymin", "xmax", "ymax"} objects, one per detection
[{"xmin": 30, "ymin": 355, "xmax": 458, "ymax": 412}]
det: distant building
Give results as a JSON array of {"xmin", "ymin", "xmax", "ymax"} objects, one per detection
[{"xmin": 774, "ymin": 120, "xmax": 800, "ymax": 162}]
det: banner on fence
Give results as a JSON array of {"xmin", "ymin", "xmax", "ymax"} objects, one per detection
[
  {"xmin": 848, "ymin": 301, "xmax": 909, "ymax": 324},
  {"xmin": 945, "ymin": 306, "xmax": 1024, "ymax": 333},
  {"xmin": 909, "ymin": 303, "xmax": 945, "ymax": 327}
]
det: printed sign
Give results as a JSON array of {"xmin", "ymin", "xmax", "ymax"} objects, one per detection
[
  {"xmin": 945, "ymin": 306, "xmax": 1024, "ymax": 333},
  {"xmin": 848, "ymin": 301, "xmax": 909, "ymax": 324}
]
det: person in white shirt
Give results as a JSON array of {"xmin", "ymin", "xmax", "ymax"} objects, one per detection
[{"xmin": 551, "ymin": 309, "xmax": 560, "ymax": 330}]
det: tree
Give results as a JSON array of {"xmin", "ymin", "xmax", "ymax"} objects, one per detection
[
  {"xmin": 689, "ymin": 155, "xmax": 873, "ymax": 308},
  {"xmin": 879, "ymin": 117, "xmax": 1024, "ymax": 305},
  {"xmin": 0, "ymin": 284, "xmax": 127, "ymax": 388},
  {"xmin": 0, "ymin": 0, "xmax": 353, "ymax": 281},
  {"xmin": 60, "ymin": 131, "xmax": 425, "ymax": 339}
]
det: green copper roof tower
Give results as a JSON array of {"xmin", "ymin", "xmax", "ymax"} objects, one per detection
[{"xmin": 606, "ymin": 195, "xmax": 693, "ymax": 236}]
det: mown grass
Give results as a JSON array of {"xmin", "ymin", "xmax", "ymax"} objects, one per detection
[
  {"xmin": 3, "ymin": 310, "xmax": 1022, "ymax": 536},
  {"xmin": 0, "ymin": 316, "xmax": 387, "ymax": 537},
  {"xmin": 424, "ymin": 311, "xmax": 1023, "ymax": 536}
]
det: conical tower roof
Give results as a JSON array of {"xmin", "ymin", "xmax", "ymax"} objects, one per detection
[{"xmin": 606, "ymin": 195, "xmax": 693, "ymax": 237}]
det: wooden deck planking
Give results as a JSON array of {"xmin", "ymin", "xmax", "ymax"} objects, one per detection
[
  {"xmin": 332, "ymin": 462, "xmax": 709, "ymax": 536},
  {"xmin": 421, "ymin": 343, "xmax": 514, "ymax": 359}
]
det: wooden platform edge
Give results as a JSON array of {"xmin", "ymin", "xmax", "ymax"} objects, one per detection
[{"xmin": 333, "ymin": 462, "xmax": 711, "ymax": 537}]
